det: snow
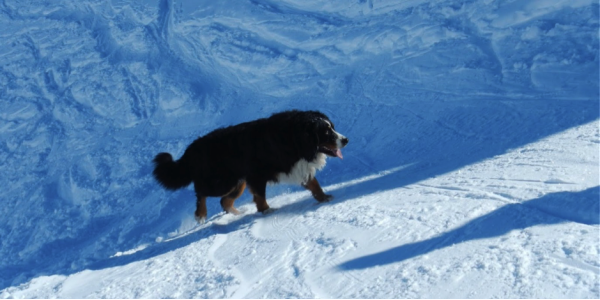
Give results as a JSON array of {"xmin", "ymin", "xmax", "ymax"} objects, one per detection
[{"xmin": 0, "ymin": 0, "xmax": 598, "ymax": 298}]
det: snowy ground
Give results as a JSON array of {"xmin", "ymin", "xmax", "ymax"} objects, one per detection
[{"xmin": 1, "ymin": 0, "xmax": 598, "ymax": 298}]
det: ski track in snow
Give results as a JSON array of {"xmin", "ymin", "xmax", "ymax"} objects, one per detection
[{"xmin": 0, "ymin": 0, "xmax": 599, "ymax": 298}]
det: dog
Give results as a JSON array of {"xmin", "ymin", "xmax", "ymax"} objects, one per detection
[{"xmin": 152, "ymin": 110, "xmax": 349, "ymax": 223}]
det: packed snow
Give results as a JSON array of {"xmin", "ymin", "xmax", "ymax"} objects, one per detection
[{"xmin": 0, "ymin": 0, "xmax": 598, "ymax": 298}]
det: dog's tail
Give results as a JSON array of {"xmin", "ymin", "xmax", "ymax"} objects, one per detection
[{"xmin": 152, "ymin": 152, "xmax": 193, "ymax": 190}]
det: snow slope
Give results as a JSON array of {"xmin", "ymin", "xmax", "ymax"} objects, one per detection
[{"xmin": 1, "ymin": 0, "xmax": 598, "ymax": 298}]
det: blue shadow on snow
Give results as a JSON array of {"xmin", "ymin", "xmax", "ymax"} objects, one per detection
[{"xmin": 338, "ymin": 186, "xmax": 600, "ymax": 270}]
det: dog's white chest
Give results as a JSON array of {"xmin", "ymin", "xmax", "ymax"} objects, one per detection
[{"xmin": 274, "ymin": 153, "xmax": 327, "ymax": 185}]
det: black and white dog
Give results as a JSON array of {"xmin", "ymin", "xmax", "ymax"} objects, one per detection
[{"xmin": 153, "ymin": 110, "xmax": 349, "ymax": 223}]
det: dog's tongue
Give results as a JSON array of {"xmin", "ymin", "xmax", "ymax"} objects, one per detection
[{"xmin": 335, "ymin": 148, "xmax": 343, "ymax": 159}]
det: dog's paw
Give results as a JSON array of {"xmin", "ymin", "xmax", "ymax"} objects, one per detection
[
  {"xmin": 195, "ymin": 215, "xmax": 207, "ymax": 224},
  {"xmin": 261, "ymin": 208, "xmax": 277, "ymax": 215},
  {"xmin": 317, "ymin": 194, "xmax": 333, "ymax": 202},
  {"xmin": 226, "ymin": 207, "xmax": 242, "ymax": 215}
]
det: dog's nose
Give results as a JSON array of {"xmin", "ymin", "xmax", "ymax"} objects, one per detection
[{"xmin": 341, "ymin": 137, "xmax": 349, "ymax": 146}]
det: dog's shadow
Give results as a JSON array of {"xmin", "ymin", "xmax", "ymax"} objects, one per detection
[{"xmin": 88, "ymin": 211, "xmax": 257, "ymax": 272}]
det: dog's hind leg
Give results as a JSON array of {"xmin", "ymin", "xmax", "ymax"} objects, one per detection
[
  {"xmin": 194, "ymin": 183, "xmax": 208, "ymax": 223},
  {"xmin": 303, "ymin": 177, "xmax": 333, "ymax": 202},
  {"xmin": 194, "ymin": 196, "xmax": 207, "ymax": 223},
  {"xmin": 220, "ymin": 180, "xmax": 246, "ymax": 215},
  {"xmin": 247, "ymin": 179, "xmax": 271, "ymax": 214}
]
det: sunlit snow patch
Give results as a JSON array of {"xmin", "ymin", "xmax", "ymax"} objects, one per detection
[
  {"xmin": 326, "ymin": 163, "xmax": 417, "ymax": 192},
  {"xmin": 111, "ymin": 244, "xmax": 150, "ymax": 258}
]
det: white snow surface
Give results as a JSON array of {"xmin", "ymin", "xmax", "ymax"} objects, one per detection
[{"xmin": 1, "ymin": 0, "xmax": 599, "ymax": 298}]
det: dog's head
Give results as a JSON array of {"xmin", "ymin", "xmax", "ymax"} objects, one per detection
[
  {"xmin": 298, "ymin": 111, "xmax": 349, "ymax": 160},
  {"xmin": 314, "ymin": 117, "xmax": 348, "ymax": 159}
]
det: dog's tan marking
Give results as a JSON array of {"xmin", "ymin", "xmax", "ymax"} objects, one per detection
[{"xmin": 220, "ymin": 181, "xmax": 246, "ymax": 215}]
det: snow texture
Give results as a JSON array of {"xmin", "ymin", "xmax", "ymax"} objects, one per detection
[{"xmin": 0, "ymin": 0, "xmax": 598, "ymax": 298}]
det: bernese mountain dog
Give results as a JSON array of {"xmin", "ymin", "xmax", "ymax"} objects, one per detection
[{"xmin": 152, "ymin": 110, "xmax": 349, "ymax": 223}]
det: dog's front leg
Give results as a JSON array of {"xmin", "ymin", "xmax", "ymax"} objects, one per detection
[
  {"xmin": 303, "ymin": 177, "xmax": 333, "ymax": 202},
  {"xmin": 248, "ymin": 179, "xmax": 271, "ymax": 214}
]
